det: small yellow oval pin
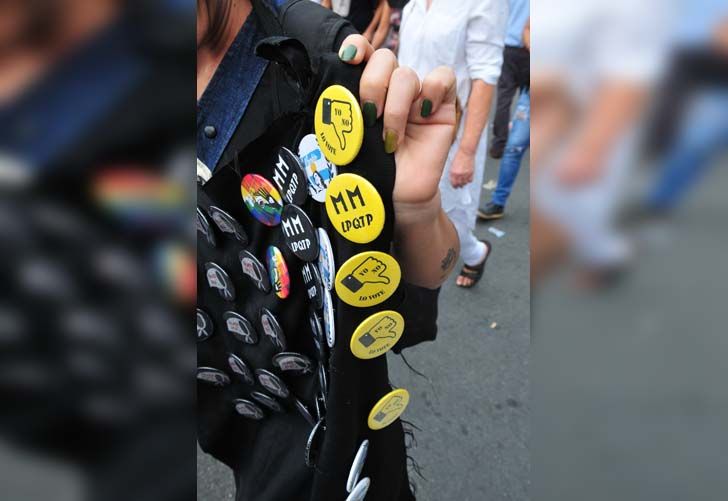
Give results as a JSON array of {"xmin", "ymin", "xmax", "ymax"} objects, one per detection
[
  {"xmin": 368, "ymin": 388, "xmax": 410, "ymax": 430},
  {"xmin": 351, "ymin": 310, "xmax": 404, "ymax": 360},
  {"xmin": 325, "ymin": 173, "xmax": 384, "ymax": 244},
  {"xmin": 335, "ymin": 251, "xmax": 401, "ymax": 308},
  {"xmin": 314, "ymin": 85, "xmax": 364, "ymax": 166}
]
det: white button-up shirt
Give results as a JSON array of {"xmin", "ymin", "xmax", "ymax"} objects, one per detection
[{"xmin": 399, "ymin": 0, "xmax": 507, "ymax": 217}]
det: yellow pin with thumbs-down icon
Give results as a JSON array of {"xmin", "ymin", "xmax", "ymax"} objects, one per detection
[
  {"xmin": 335, "ymin": 251, "xmax": 401, "ymax": 307},
  {"xmin": 315, "ymin": 84, "xmax": 364, "ymax": 166},
  {"xmin": 351, "ymin": 310, "xmax": 405, "ymax": 359}
]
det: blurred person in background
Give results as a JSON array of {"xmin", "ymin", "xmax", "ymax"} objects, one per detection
[
  {"xmin": 639, "ymin": 6, "xmax": 728, "ymax": 224},
  {"xmin": 399, "ymin": 0, "xmax": 508, "ymax": 288},
  {"xmin": 479, "ymin": 18, "xmax": 530, "ymax": 221},
  {"xmin": 530, "ymin": 0, "xmax": 665, "ymax": 288},
  {"xmin": 318, "ymin": 0, "xmax": 397, "ymax": 49},
  {"xmin": 489, "ymin": 0, "xmax": 530, "ymax": 160},
  {"xmin": 0, "ymin": 0, "xmax": 194, "ymax": 499}
]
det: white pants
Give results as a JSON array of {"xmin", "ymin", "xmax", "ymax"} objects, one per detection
[{"xmin": 448, "ymin": 206, "xmax": 487, "ymax": 266}]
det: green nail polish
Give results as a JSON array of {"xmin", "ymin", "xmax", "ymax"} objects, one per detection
[
  {"xmin": 421, "ymin": 99, "xmax": 433, "ymax": 118},
  {"xmin": 363, "ymin": 102, "xmax": 377, "ymax": 127},
  {"xmin": 339, "ymin": 44, "xmax": 357, "ymax": 62},
  {"xmin": 384, "ymin": 130, "xmax": 398, "ymax": 154}
]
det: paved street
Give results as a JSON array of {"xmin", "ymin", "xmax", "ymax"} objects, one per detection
[{"xmin": 197, "ymin": 153, "xmax": 532, "ymax": 501}]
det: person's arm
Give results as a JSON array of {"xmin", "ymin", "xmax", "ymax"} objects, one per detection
[
  {"xmin": 336, "ymin": 36, "xmax": 461, "ymax": 289},
  {"xmin": 523, "ymin": 17, "xmax": 530, "ymax": 50},
  {"xmin": 449, "ymin": 80, "xmax": 494, "ymax": 187},
  {"xmin": 449, "ymin": 0, "xmax": 506, "ymax": 187}
]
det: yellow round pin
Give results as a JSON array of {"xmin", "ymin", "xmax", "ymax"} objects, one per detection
[
  {"xmin": 335, "ymin": 251, "xmax": 401, "ymax": 308},
  {"xmin": 325, "ymin": 173, "xmax": 384, "ymax": 244},
  {"xmin": 351, "ymin": 310, "xmax": 404, "ymax": 359},
  {"xmin": 368, "ymin": 388, "xmax": 410, "ymax": 430},
  {"xmin": 314, "ymin": 85, "xmax": 364, "ymax": 166}
]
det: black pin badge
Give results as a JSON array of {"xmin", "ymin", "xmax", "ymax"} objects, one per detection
[
  {"xmin": 204, "ymin": 262, "xmax": 235, "ymax": 301},
  {"xmin": 208, "ymin": 206, "xmax": 248, "ymax": 245},
  {"xmin": 196, "ymin": 207, "xmax": 216, "ymax": 247},
  {"xmin": 259, "ymin": 308, "xmax": 286, "ymax": 351},
  {"xmin": 196, "ymin": 308, "xmax": 213, "ymax": 342},
  {"xmin": 223, "ymin": 311, "xmax": 258, "ymax": 344},
  {"xmin": 272, "ymin": 352, "xmax": 314, "ymax": 375},
  {"xmin": 239, "ymin": 250, "xmax": 271, "ymax": 293},
  {"xmin": 302, "ymin": 262, "xmax": 324, "ymax": 309},
  {"xmin": 318, "ymin": 363, "xmax": 329, "ymax": 397},
  {"xmin": 281, "ymin": 205, "xmax": 319, "ymax": 262},
  {"xmin": 255, "ymin": 369, "xmax": 290, "ymax": 399},
  {"xmin": 196, "ymin": 367, "xmax": 230, "ymax": 387},
  {"xmin": 228, "ymin": 354, "xmax": 254, "ymax": 385},
  {"xmin": 294, "ymin": 398, "xmax": 316, "ymax": 427},
  {"xmin": 251, "ymin": 391, "xmax": 283, "ymax": 413},
  {"xmin": 233, "ymin": 398, "xmax": 264, "ymax": 420},
  {"xmin": 309, "ymin": 310, "xmax": 326, "ymax": 361},
  {"xmin": 272, "ymin": 147, "xmax": 308, "ymax": 206}
]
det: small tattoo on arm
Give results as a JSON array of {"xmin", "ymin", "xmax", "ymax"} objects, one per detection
[{"xmin": 441, "ymin": 248, "xmax": 456, "ymax": 271}]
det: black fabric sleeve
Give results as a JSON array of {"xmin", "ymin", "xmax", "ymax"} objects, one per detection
[{"xmin": 393, "ymin": 284, "xmax": 441, "ymax": 353}]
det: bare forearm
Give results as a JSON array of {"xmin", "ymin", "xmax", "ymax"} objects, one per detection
[
  {"xmin": 459, "ymin": 79, "xmax": 494, "ymax": 154},
  {"xmin": 393, "ymin": 197, "xmax": 459, "ymax": 289}
]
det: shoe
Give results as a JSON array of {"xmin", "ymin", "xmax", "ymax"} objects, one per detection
[
  {"xmin": 489, "ymin": 144, "xmax": 504, "ymax": 159},
  {"xmin": 477, "ymin": 202, "xmax": 505, "ymax": 220}
]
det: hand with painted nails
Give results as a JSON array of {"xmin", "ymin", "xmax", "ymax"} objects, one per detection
[
  {"xmin": 337, "ymin": 34, "xmax": 457, "ymax": 211},
  {"xmin": 338, "ymin": 34, "xmax": 460, "ymax": 290}
]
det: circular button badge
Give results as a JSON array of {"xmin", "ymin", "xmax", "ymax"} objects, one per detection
[
  {"xmin": 314, "ymin": 85, "xmax": 364, "ymax": 166},
  {"xmin": 204, "ymin": 262, "xmax": 235, "ymax": 301},
  {"xmin": 324, "ymin": 173, "xmax": 384, "ymax": 244},
  {"xmin": 208, "ymin": 206, "xmax": 248, "ymax": 245},
  {"xmin": 272, "ymin": 147, "xmax": 308, "ymax": 206},
  {"xmin": 223, "ymin": 311, "xmax": 258, "ymax": 345},
  {"xmin": 334, "ymin": 251, "xmax": 401, "ymax": 307},
  {"xmin": 196, "ymin": 308, "xmax": 213, "ymax": 342},
  {"xmin": 233, "ymin": 398, "xmax": 264, "ymax": 420},
  {"xmin": 281, "ymin": 205, "xmax": 319, "ymax": 262},
  {"xmin": 266, "ymin": 246, "xmax": 290, "ymax": 299},
  {"xmin": 317, "ymin": 228, "xmax": 335, "ymax": 290},
  {"xmin": 322, "ymin": 288, "xmax": 335, "ymax": 348},
  {"xmin": 302, "ymin": 262, "xmax": 324, "ymax": 310},
  {"xmin": 298, "ymin": 134, "xmax": 337, "ymax": 202},
  {"xmin": 239, "ymin": 250, "xmax": 271, "ymax": 294},
  {"xmin": 367, "ymin": 388, "xmax": 410, "ymax": 431},
  {"xmin": 351, "ymin": 310, "xmax": 404, "ymax": 360},
  {"xmin": 241, "ymin": 173, "xmax": 283, "ymax": 226}
]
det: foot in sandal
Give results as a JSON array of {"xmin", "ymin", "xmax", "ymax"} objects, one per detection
[{"xmin": 455, "ymin": 240, "xmax": 492, "ymax": 288}]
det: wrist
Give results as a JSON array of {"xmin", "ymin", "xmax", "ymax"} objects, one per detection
[{"xmin": 458, "ymin": 144, "xmax": 476, "ymax": 157}]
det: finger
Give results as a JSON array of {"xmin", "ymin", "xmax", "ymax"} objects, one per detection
[
  {"xmin": 412, "ymin": 65, "xmax": 457, "ymax": 120},
  {"xmin": 383, "ymin": 66, "xmax": 421, "ymax": 153},
  {"xmin": 338, "ymin": 34, "xmax": 374, "ymax": 65},
  {"xmin": 363, "ymin": 3, "xmax": 383, "ymax": 42},
  {"xmin": 359, "ymin": 48, "xmax": 398, "ymax": 127}
]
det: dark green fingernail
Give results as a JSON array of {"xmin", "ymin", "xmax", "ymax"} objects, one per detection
[
  {"xmin": 339, "ymin": 44, "xmax": 357, "ymax": 62},
  {"xmin": 384, "ymin": 129, "xmax": 398, "ymax": 154},
  {"xmin": 363, "ymin": 101, "xmax": 377, "ymax": 127},
  {"xmin": 421, "ymin": 99, "xmax": 433, "ymax": 118}
]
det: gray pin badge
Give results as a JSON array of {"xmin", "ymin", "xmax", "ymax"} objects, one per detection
[
  {"xmin": 255, "ymin": 369, "xmax": 290, "ymax": 399},
  {"xmin": 204, "ymin": 262, "xmax": 235, "ymax": 301},
  {"xmin": 197, "ymin": 207, "xmax": 216, "ymax": 247},
  {"xmin": 223, "ymin": 311, "xmax": 258, "ymax": 344},
  {"xmin": 294, "ymin": 398, "xmax": 316, "ymax": 427},
  {"xmin": 272, "ymin": 352, "xmax": 314, "ymax": 375},
  {"xmin": 196, "ymin": 308, "xmax": 213, "ymax": 342},
  {"xmin": 239, "ymin": 250, "xmax": 271, "ymax": 293},
  {"xmin": 233, "ymin": 399, "xmax": 264, "ymax": 420},
  {"xmin": 346, "ymin": 440, "xmax": 369, "ymax": 493},
  {"xmin": 208, "ymin": 206, "xmax": 248, "ymax": 244},
  {"xmin": 322, "ymin": 288, "xmax": 335, "ymax": 348},
  {"xmin": 346, "ymin": 478, "xmax": 371, "ymax": 501},
  {"xmin": 228, "ymin": 354, "xmax": 254, "ymax": 385},
  {"xmin": 305, "ymin": 419, "xmax": 326, "ymax": 468},
  {"xmin": 251, "ymin": 391, "xmax": 283, "ymax": 413},
  {"xmin": 196, "ymin": 367, "xmax": 230, "ymax": 387},
  {"xmin": 259, "ymin": 308, "xmax": 286, "ymax": 351}
]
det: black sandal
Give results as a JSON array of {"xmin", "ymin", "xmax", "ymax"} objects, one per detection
[{"xmin": 456, "ymin": 240, "xmax": 492, "ymax": 289}]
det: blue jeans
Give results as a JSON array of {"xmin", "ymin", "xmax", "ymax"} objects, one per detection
[
  {"xmin": 492, "ymin": 90, "xmax": 530, "ymax": 207},
  {"xmin": 647, "ymin": 91, "xmax": 728, "ymax": 212}
]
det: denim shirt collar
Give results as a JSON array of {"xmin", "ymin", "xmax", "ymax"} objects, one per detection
[{"xmin": 196, "ymin": 9, "xmax": 269, "ymax": 172}]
